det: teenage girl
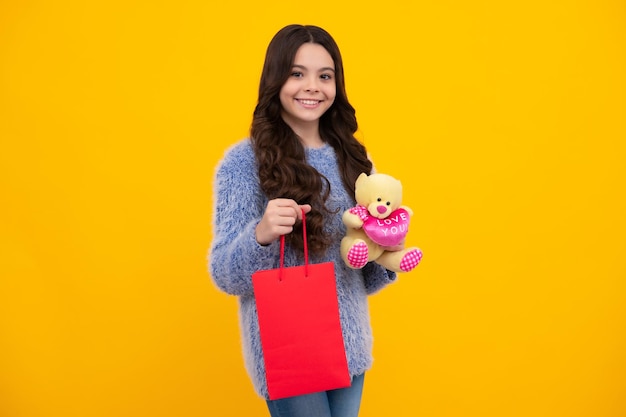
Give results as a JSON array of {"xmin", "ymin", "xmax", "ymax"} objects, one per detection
[{"xmin": 210, "ymin": 24, "xmax": 403, "ymax": 417}]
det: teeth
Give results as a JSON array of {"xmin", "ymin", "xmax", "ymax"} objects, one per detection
[{"xmin": 299, "ymin": 100, "xmax": 319, "ymax": 105}]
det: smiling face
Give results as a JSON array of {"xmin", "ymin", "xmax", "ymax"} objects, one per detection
[{"xmin": 279, "ymin": 42, "xmax": 337, "ymax": 132}]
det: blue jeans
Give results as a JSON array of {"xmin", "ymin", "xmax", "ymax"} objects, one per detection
[{"xmin": 266, "ymin": 373, "xmax": 365, "ymax": 417}]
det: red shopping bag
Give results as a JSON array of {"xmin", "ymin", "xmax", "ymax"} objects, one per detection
[{"xmin": 252, "ymin": 211, "xmax": 351, "ymax": 400}]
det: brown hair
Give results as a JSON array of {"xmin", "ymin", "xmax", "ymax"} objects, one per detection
[{"xmin": 251, "ymin": 24, "xmax": 372, "ymax": 255}]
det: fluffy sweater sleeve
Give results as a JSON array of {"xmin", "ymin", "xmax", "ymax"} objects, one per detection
[
  {"xmin": 363, "ymin": 262, "xmax": 397, "ymax": 294},
  {"xmin": 208, "ymin": 140, "xmax": 279, "ymax": 296}
]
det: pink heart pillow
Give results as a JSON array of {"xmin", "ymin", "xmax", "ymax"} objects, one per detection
[{"xmin": 362, "ymin": 208, "xmax": 410, "ymax": 247}]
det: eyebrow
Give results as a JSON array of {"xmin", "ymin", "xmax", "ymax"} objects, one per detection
[{"xmin": 292, "ymin": 64, "xmax": 335, "ymax": 73}]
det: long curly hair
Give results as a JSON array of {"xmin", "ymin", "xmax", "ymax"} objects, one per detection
[{"xmin": 251, "ymin": 24, "xmax": 372, "ymax": 256}]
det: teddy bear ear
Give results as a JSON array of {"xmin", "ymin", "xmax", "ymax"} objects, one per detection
[{"xmin": 354, "ymin": 173, "xmax": 368, "ymax": 189}]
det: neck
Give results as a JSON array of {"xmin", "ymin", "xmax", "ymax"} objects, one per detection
[
  {"xmin": 282, "ymin": 116, "xmax": 324, "ymax": 148},
  {"xmin": 298, "ymin": 133, "xmax": 325, "ymax": 148}
]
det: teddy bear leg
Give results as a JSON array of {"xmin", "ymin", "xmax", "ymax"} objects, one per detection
[
  {"xmin": 399, "ymin": 247, "xmax": 423, "ymax": 272},
  {"xmin": 341, "ymin": 238, "xmax": 369, "ymax": 269},
  {"xmin": 377, "ymin": 247, "xmax": 423, "ymax": 273}
]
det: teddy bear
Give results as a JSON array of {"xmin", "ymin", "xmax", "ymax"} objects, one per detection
[{"xmin": 340, "ymin": 173, "xmax": 423, "ymax": 273}]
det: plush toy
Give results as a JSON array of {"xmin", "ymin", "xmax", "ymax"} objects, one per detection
[{"xmin": 340, "ymin": 173, "xmax": 423, "ymax": 273}]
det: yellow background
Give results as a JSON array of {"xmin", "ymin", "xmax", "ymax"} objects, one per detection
[{"xmin": 1, "ymin": 1, "xmax": 625, "ymax": 416}]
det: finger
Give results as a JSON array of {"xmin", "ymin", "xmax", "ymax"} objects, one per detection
[
  {"xmin": 263, "ymin": 207, "xmax": 297, "ymax": 229},
  {"xmin": 298, "ymin": 204, "xmax": 312, "ymax": 219},
  {"xmin": 272, "ymin": 198, "xmax": 300, "ymax": 209},
  {"xmin": 275, "ymin": 199, "xmax": 304, "ymax": 221}
]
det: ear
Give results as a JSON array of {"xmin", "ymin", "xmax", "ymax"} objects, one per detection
[{"xmin": 355, "ymin": 173, "xmax": 368, "ymax": 188}]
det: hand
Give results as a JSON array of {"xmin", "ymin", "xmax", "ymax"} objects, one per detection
[{"xmin": 255, "ymin": 199, "xmax": 312, "ymax": 245}]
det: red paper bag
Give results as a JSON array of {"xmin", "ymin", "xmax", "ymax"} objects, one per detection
[{"xmin": 252, "ymin": 212, "xmax": 351, "ymax": 400}]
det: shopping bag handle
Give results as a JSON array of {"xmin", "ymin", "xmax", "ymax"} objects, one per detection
[{"xmin": 279, "ymin": 208, "xmax": 308, "ymax": 280}]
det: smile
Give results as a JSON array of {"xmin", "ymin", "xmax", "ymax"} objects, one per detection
[{"xmin": 296, "ymin": 99, "xmax": 322, "ymax": 107}]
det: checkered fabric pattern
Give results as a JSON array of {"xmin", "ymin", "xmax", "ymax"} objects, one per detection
[
  {"xmin": 347, "ymin": 241, "xmax": 369, "ymax": 269},
  {"xmin": 399, "ymin": 249, "xmax": 423, "ymax": 272}
]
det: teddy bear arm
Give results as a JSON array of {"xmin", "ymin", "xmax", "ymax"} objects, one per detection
[{"xmin": 342, "ymin": 210, "xmax": 364, "ymax": 229}]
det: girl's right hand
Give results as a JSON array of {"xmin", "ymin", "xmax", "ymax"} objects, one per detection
[{"xmin": 255, "ymin": 199, "xmax": 312, "ymax": 245}]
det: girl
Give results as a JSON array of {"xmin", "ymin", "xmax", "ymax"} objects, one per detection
[{"xmin": 209, "ymin": 24, "xmax": 399, "ymax": 417}]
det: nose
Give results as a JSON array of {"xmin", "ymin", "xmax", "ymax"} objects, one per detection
[
  {"xmin": 377, "ymin": 205, "xmax": 387, "ymax": 214},
  {"xmin": 304, "ymin": 77, "xmax": 320, "ymax": 93}
]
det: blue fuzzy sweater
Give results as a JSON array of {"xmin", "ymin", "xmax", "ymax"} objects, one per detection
[{"xmin": 209, "ymin": 138, "xmax": 397, "ymax": 399}]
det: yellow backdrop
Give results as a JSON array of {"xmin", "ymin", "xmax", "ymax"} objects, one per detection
[{"xmin": 1, "ymin": 1, "xmax": 625, "ymax": 416}]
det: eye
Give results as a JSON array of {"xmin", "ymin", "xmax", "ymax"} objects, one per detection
[
  {"xmin": 320, "ymin": 73, "xmax": 333, "ymax": 80},
  {"xmin": 386, "ymin": 201, "xmax": 391, "ymax": 206},
  {"xmin": 377, "ymin": 198, "xmax": 382, "ymax": 202},
  {"xmin": 290, "ymin": 71, "xmax": 303, "ymax": 78}
]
